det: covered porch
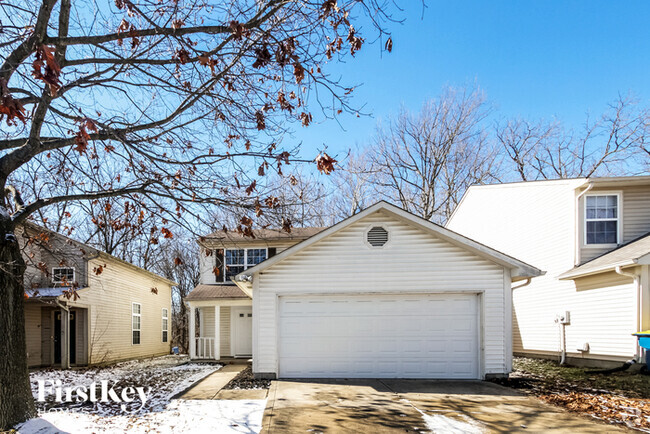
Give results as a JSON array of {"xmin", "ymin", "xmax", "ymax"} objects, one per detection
[
  {"xmin": 24, "ymin": 291, "xmax": 89, "ymax": 368},
  {"xmin": 186, "ymin": 285, "xmax": 252, "ymax": 361}
]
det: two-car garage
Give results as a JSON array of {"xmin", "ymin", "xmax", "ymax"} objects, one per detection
[
  {"xmin": 278, "ymin": 293, "xmax": 480, "ymax": 379},
  {"xmin": 236, "ymin": 202, "xmax": 541, "ymax": 380}
]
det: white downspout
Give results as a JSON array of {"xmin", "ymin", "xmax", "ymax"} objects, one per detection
[
  {"xmin": 615, "ymin": 266, "xmax": 642, "ymax": 361},
  {"xmin": 574, "ymin": 182, "xmax": 594, "ymax": 266}
]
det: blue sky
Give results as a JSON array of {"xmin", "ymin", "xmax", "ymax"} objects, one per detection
[{"xmin": 291, "ymin": 1, "xmax": 650, "ymax": 159}]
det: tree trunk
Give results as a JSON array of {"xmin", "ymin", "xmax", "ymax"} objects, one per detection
[{"xmin": 0, "ymin": 220, "xmax": 36, "ymax": 429}]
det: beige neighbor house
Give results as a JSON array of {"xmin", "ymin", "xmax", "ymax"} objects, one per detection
[
  {"xmin": 21, "ymin": 223, "xmax": 175, "ymax": 368},
  {"xmin": 189, "ymin": 202, "xmax": 541, "ymax": 379},
  {"xmin": 447, "ymin": 176, "xmax": 650, "ymax": 367}
]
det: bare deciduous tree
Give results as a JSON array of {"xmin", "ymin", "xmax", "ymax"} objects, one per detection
[
  {"xmin": 0, "ymin": 0, "xmax": 395, "ymax": 426},
  {"xmin": 330, "ymin": 149, "xmax": 375, "ymax": 219},
  {"xmin": 153, "ymin": 239, "xmax": 199, "ymax": 354},
  {"xmin": 497, "ymin": 96, "xmax": 650, "ymax": 180},
  {"xmin": 370, "ymin": 86, "xmax": 498, "ymax": 223}
]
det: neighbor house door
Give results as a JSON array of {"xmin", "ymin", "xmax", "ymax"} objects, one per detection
[{"xmin": 232, "ymin": 307, "xmax": 253, "ymax": 357}]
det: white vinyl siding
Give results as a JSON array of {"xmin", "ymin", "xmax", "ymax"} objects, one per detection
[
  {"xmin": 448, "ymin": 180, "xmax": 641, "ymax": 362},
  {"xmin": 24, "ymin": 304, "xmax": 42, "ymax": 367},
  {"xmin": 200, "ymin": 307, "xmax": 216, "ymax": 338},
  {"xmin": 622, "ymin": 187, "xmax": 650, "ymax": 242},
  {"xmin": 254, "ymin": 211, "xmax": 509, "ymax": 378},
  {"xmin": 448, "ymin": 181, "xmax": 582, "ymax": 357},
  {"xmin": 220, "ymin": 306, "xmax": 231, "ymax": 357},
  {"xmin": 68, "ymin": 258, "xmax": 173, "ymax": 364}
]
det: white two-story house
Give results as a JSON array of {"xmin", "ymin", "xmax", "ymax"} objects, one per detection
[
  {"xmin": 447, "ymin": 176, "xmax": 650, "ymax": 367},
  {"xmin": 188, "ymin": 202, "xmax": 540, "ymax": 380},
  {"xmin": 187, "ymin": 228, "xmax": 324, "ymax": 360}
]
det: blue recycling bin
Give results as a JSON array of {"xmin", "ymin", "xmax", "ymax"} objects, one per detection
[{"xmin": 633, "ymin": 331, "xmax": 650, "ymax": 370}]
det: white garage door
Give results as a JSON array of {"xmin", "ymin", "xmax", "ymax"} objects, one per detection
[{"xmin": 278, "ymin": 293, "xmax": 479, "ymax": 379}]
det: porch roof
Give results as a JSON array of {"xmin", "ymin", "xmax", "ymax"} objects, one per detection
[
  {"xmin": 186, "ymin": 284, "xmax": 250, "ymax": 301},
  {"xmin": 24, "ymin": 287, "xmax": 70, "ymax": 299},
  {"xmin": 559, "ymin": 232, "xmax": 650, "ymax": 280}
]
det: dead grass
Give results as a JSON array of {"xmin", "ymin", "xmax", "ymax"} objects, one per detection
[
  {"xmin": 493, "ymin": 357, "xmax": 650, "ymax": 431},
  {"xmin": 512, "ymin": 357, "xmax": 650, "ymax": 399}
]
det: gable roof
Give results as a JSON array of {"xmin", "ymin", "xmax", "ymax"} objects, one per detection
[
  {"xmin": 233, "ymin": 201, "xmax": 542, "ymax": 290},
  {"xmin": 22, "ymin": 222, "xmax": 177, "ymax": 287},
  {"xmin": 559, "ymin": 232, "xmax": 650, "ymax": 280}
]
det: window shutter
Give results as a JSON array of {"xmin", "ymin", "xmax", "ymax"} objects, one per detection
[
  {"xmin": 214, "ymin": 249, "xmax": 224, "ymax": 283},
  {"xmin": 268, "ymin": 247, "xmax": 277, "ymax": 258}
]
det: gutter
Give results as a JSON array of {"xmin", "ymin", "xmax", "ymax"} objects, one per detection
[
  {"xmin": 512, "ymin": 278, "xmax": 532, "ymax": 290},
  {"xmin": 615, "ymin": 266, "xmax": 642, "ymax": 361},
  {"xmin": 574, "ymin": 182, "xmax": 593, "ymax": 266},
  {"xmin": 559, "ymin": 260, "xmax": 637, "ymax": 280}
]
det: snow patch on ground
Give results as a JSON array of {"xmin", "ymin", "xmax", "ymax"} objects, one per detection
[
  {"xmin": 413, "ymin": 406, "xmax": 485, "ymax": 434},
  {"xmin": 28, "ymin": 355, "xmax": 219, "ymax": 415},
  {"xmin": 15, "ymin": 356, "xmax": 267, "ymax": 433},
  {"xmin": 16, "ymin": 399, "xmax": 267, "ymax": 433}
]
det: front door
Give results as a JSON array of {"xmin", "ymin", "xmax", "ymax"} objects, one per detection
[{"xmin": 232, "ymin": 307, "xmax": 253, "ymax": 357}]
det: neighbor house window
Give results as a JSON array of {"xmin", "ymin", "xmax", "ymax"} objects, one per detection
[
  {"xmin": 224, "ymin": 248, "xmax": 267, "ymax": 280},
  {"xmin": 132, "ymin": 303, "xmax": 141, "ymax": 345},
  {"xmin": 162, "ymin": 308, "xmax": 169, "ymax": 343},
  {"xmin": 52, "ymin": 267, "xmax": 75, "ymax": 284},
  {"xmin": 585, "ymin": 194, "xmax": 620, "ymax": 245}
]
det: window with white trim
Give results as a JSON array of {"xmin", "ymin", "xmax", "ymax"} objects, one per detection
[
  {"xmin": 52, "ymin": 267, "xmax": 75, "ymax": 284},
  {"xmin": 132, "ymin": 303, "xmax": 141, "ymax": 345},
  {"xmin": 162, "ymin": 308, "xmax": 169, "ymax": 343},
  {"xmin": 224, "ymin": 248, "xmax": 267, "ymax": 280},
  {"xmin": 585, "ymin": 194, "xmax": 620, "ymax": 245}
]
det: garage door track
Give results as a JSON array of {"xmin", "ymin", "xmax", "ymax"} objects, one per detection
[{"xmin": 262, "ymin": 379, "xmax": 628, "ymax": 433}]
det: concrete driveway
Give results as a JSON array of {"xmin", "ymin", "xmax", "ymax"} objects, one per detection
[{"xmin": 262, "ymin": 379, "xmax": 628, "ymax": 433}]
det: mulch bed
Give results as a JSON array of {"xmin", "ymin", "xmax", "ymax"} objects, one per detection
[{"xmin": 222, "ymin": 365, "xmax": 271, "ymax": 390}]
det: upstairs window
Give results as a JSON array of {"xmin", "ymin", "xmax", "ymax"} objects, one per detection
[
  {"xmin": 224, "ymin": 248, "xmax": 267, "ymax": 281},
  {"xmin": 52, "ymin": 267, "xmax": 75, "ymax": 285},
  {"xmin": 585, "ymin": 194, "xmax": 620, "ymax": 245}
]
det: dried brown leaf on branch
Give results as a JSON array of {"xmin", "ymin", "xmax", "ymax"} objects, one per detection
[
  {"xmin": 316, "ymin": 152, "xmax": 337, "ymax": 174},
  {"xmin": 32, "ymin": 45, "xmax": 61, "ymax": 96},
  {"xmin": 0, "ymin": 78, "xmax": 26, "ymax": 125}
]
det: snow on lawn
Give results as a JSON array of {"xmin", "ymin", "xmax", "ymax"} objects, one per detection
[
  {"xmin": 14, "ymin": 355, "xmax": 266, "ymax": 433},
  {"xmin": 16, "ymin": 399, "xmax": 267, "ymax": 434},
  {"xmin": 27, "ymin": 355, "xmax": 219, "ymax": 415}
]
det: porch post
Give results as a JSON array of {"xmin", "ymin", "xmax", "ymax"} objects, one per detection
[
  {"xmin": 60, "ymin": 308, "xmax": 70, "ymax": 369},
  {"xmin": 188, "ymin": 302, "xmax": 196, "ymax": 359},
  {"xmin": 214, "ymin": 306, "xmax": 220, "ymax": 361}
]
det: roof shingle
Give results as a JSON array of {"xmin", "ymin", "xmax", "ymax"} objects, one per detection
[{"xmin": 186, "ymin": 284, "xmax": 250, "ymax": 300}]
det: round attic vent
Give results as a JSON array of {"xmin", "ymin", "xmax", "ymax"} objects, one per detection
[{"xmin": 367, "ymin": 226, "xmax": 388, "ymax": 247}]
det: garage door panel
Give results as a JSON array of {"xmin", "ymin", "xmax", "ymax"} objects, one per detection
[{"xmin": 278, "ymin": 294, "xmax": 480, "ymax": 379}]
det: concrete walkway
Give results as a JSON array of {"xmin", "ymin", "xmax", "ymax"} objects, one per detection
[{"xmin": 178, "ymin": 364, "xmax": 246, "ymax": 400}]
